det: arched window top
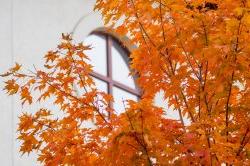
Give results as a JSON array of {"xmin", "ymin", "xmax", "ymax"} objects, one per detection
[
  {"xmin": 83, "ymin": 32, "xmax": 139, "ymax": 113},
  {"xmin": 84, "ymin": 34, "xmax": 107, "ymax": 76}
]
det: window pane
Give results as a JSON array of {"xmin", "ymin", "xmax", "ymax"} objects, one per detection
[
  {"xmin": 93, "ymin": 77, "xmax": 108, "ymax": 93},
  {"xmin": 91, "ymin": 77, "xmax": 108, "ymax": 116},
  {"xmin": 111, "ymin": 41, "xmax": 136, "ymax": 89},
  {"xmin": 113, "ymin": 86, "xmax": 137, "ymax": 114},
  {"xmin": 84, "ymin": 35, "xmax": 107, "ymax": 76}
]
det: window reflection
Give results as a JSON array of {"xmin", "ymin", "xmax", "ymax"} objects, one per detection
[
  {"xmin": 111, "ymin": 41, "xmax": 136, "ymax": 89},
  {"xmin": 92, "ymin": 77, "xmax": 108, "ymax": 93},
  {"xmin": 113, "ymin": 86, "xmax": 137, "ymax": 114},
  {"xmin": 84, "ymin": 35, "xmax": 107, "ymax": 76}
]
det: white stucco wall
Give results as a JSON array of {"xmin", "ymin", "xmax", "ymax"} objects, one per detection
[{"xmin": 0, "ymin": 0, "xmax": 13, "ymax": 165}]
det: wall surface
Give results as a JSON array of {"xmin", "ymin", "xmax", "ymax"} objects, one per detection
[{"xmin": 0, "ymin": 0, "xmax": 13, "ymax": 165}]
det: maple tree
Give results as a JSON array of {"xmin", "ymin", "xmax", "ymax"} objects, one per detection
[{"xmin": 1, "ymin": 0, "xmax": 250, "ymax": 165}]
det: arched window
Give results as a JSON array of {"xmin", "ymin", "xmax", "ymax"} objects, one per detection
[{"xmin": 84, "ymin": 32, "xmax": 140, "ymax": 113}]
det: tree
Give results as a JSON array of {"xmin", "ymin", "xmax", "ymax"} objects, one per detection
[{"xmin": 1, "ymin": 0, "xmax": 250, "ymax": 165}]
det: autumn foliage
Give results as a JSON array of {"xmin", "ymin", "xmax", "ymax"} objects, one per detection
[{"xmin": 1, "ymin": 0, "xmax": 250, "ymax": 165}]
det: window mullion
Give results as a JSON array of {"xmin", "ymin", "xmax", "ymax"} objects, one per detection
[
  {"xmin": 107, "ymin": 35, "xmax": 113, "ymax": 112},
  {"xmin": 107, "ymin": 35, "xmax": 113, "ymax": 95}
]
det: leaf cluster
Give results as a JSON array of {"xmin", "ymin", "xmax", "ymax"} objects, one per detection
[{"xmin": 2, "ymin": 0, "xmax": 250, "ymax": 165}]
